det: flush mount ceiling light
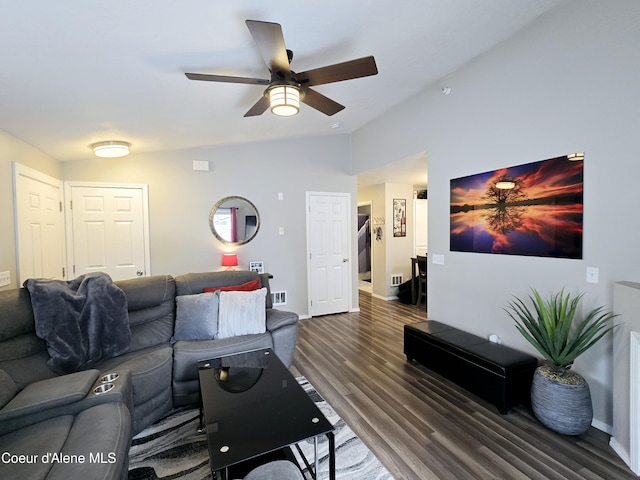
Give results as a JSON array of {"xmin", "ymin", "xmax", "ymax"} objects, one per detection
[
  {"xmin": 91, "ymin": 141, "xmax": 131, "ymax": 158},
  {"xmin": 567, "ymin": 152, "xmax": 585, "ymax": 161},
  {"xmin": 268, "ymin": 85, "xmax": 300, "ymax": 117}
]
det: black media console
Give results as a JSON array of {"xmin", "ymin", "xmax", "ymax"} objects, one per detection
[{"xmin": 404, "ymin": 320, "xmax": 538, "ymax": 414}]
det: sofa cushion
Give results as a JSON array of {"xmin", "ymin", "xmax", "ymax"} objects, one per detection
[
  {"xmin": 0, "ymin": 368, "xmax": 17, "ymax": 409},
  {"xmin": 46, "ymin": 402, "xmax": 131, "ymax": 480},
  {"xmin": 96, "ymin": 344, "xmax": 173, "ymax": 434},
  {"xmin": 116, "ymin": 275, "xmax": 176, "ymax": 353},
  {"xmin": 218, "ymin": 288, "xmax": 267, "ymax": 339},
  {"xmin": 0, "ymin": 413, "xmax": 74, "ymax": 480},
  {"xmin": 203, "ymin": 278, "xmax": 261, "ymax": 293},
  {"xmin": 172, "ymin": 292, "xmax": 219, "ymax": 342}
]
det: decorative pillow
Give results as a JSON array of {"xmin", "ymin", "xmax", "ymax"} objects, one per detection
[
  {"xmin": 203, "ymin": 278, "xmax": 261, "ymax": 294},
  {"xmin": 172, "ymin": 292, "xmax": 219, "ymax": 342},
  {"xmin": 217, "ymin": 288, "xmax": 267, "ymax": 339},
  {"xmin": 0, "ymin": 368, "xmax": 17, "ymax": 409}
]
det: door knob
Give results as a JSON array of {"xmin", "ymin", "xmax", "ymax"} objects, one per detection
[
  {"xmin": 342, "ymin": 258, "xmax": 349, "ymax": 263},
  {"xmin": 136, "ymin": 270, "xmax": 144, "ymax": 276}
]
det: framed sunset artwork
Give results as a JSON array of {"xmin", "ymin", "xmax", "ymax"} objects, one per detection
[{"xmin": 450, "ymin": 154, "xmax": 583, "ymax": 258}]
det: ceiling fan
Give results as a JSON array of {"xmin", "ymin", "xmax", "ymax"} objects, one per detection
[{"xmin": 185, "ymin": 20, "xmax": 378, "ymax": 117}]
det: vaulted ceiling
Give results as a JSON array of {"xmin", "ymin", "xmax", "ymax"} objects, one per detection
[{"xmin": 0, "ymin": 1, "xmax": 561, "ymax": 163}]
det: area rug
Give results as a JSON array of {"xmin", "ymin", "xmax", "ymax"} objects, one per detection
[{"xmin": 128, "ymin": 376, "xmax": 393, "ymax": 480}]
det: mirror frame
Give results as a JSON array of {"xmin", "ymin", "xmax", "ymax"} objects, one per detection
[{"xmin": 209, "ymin": 196, "xmax": 260, "ymax": 245}]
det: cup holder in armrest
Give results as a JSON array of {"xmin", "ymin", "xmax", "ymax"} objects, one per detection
[
  {"xmin": 93, "ymin": 383, "xmax": 115, "ymax": 395},
  {"xmin": 100, "ymin": 373, "xmax": 119, "ymax": 383}
]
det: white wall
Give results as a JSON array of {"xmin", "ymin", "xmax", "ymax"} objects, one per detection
[
  {"xmin": 384, "ymin": 183, "xmax": 415, "ymax": 298},
  {"xmin": 61, "ymin": 134, "xmax": 358, "ymax": 318},
  {"xmin": 352, "ymin": 0, "xmax": 640, "ymax": 430}
]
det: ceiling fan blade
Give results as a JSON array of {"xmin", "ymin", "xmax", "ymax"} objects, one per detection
[
  {"xmin": 185, "ymin": 72, "xmax": 269, "ymax": 85},
  {"xmin": 301, "ymin": 88, "xmax": 345, "ymax": 116},
  {"xmin": 245, "ymin": 20, "xmax": 291, "ymax": 78},
  {"xmin": 296, "ymin": 56, "xmax": 378, "ymax": 86},
  {"xmin": 244, "ymin": 95, "xmax": 270, "ymax": 117}
]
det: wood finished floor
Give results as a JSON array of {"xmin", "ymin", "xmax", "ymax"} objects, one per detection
[{"xmin": 292, "ymin": 291, "xmax": 635, "ymax": 480}]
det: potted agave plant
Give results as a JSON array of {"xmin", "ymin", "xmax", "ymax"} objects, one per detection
[{"xmin": 504, "ymin": 288, "xmax": 617, "ymax": 435}]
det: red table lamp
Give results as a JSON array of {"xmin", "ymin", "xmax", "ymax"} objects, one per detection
[{"xmin": 221, "ymin": 253, "xmax": 238, "ymax": 270}]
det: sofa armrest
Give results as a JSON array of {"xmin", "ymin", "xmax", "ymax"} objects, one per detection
[
  {"xmin": 266, "ymin": 309, "xmax": 299, "ymax": 331},
  {"xmin": 0, "ymin": 369, "xmax": 100, "ymax": 421}
]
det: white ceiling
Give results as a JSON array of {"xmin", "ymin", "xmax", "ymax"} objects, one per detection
[{"xmin": 0, "ymin": 0, "xmax": 561, "ymax": 177}]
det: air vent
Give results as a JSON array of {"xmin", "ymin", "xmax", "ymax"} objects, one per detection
[
  {"xmin": 391, "ymin": 274, "xmax": 403, "ymax": 287},
  {"xmin": 271, "ymin": 291, "xmax": 287, "ymax": 306}
]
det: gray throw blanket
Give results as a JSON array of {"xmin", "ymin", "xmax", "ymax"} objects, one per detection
[{"xmin": 24, "ymin": 272, "xmax": 131, "ymax": 375}]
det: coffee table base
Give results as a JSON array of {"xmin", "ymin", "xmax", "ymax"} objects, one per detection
[{"xmin": 211, "ymin": 431, "xmax": 335, "ymax": 480}]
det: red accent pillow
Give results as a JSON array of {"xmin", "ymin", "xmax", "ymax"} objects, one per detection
[{"xmin": 203, "ymin": 278, "xmax": 261, "ymax": 294}]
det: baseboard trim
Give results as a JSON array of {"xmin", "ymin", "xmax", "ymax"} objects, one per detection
[
  {"xmin": 592, "ymin": 418, "xmax": 612, "ymax": 435},
  {"xmin": 609, "ymin": 436, "xmax": 631, "ymax": 471}
]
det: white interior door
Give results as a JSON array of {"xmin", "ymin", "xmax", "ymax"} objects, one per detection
[
  {"xmin": 307, "ymin": 192, "xmax": 351, "ymax": 316},
  {"xmin": 13, "ymin": 163, "xmax": 66, "ymax": 283},
  {"xmin": 66, "ymin": 183, "xmax": 150, "ymax": 281}
]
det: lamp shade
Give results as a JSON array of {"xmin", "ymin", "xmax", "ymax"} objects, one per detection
[
  {"xmin": 269, "ymin": 85, "xmax": 300, "ymax": 116},
  {"xmin": 221, "ymin": 253, "xmax": 238, "ymax": 268},
  {"xmin": 91, "ymin": 141, "xmax": 130, "ymax": 158}
]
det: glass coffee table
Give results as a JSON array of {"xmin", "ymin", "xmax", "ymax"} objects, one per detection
[{"xmin": 198, "ymin": 348, "xmax": 335, "ymax": 480}]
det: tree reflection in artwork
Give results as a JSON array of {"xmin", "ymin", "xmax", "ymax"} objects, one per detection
[
  {"xmin": 450, "ymin": 155, "xmax": 583, "ymax": 258},
  {"xmin": 483, "ymin": 205, "xmax": 526, "ymax": 236}
]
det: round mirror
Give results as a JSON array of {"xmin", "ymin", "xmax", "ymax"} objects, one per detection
[{"xmin": 209, "ymin": 196, "xmax": 260, "ymax": 245}]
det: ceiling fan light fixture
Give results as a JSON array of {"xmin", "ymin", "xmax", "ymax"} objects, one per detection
[
  {"xmin": 268, "ymin": 85, "xmax": 300, "ymax": 117},
  {"xmin": 91, "ymin": 140, "xmax": 131, "ymax": 158}
]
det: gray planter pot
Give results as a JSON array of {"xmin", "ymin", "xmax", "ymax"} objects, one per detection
[{"xmin": 530, "ymin": 366, "xmax": 593, "ymax": 435}]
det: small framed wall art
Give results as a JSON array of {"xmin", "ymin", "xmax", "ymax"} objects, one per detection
[{"xmin": 393, "ymin": 198, "xmax": 406, "ymax": 237}]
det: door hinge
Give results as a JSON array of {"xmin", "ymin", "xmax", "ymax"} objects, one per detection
[
  {"xmin": 70, "ymin": 200, "xmax": 73, "ymax": 210},
  {"xmin": 62, "ymin": 267, "xmax": 65, "ymax": 278},
  {"xmin": 73, "ymin": 265, "xmax": 76, "ymax": 274},
  {"xmin": 59, "ymin": 201, "xmax": 62, "ymax": 212}
]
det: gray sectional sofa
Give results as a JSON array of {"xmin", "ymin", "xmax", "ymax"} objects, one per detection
[{"xmin": 0, "ymin": 270, "xmax": 299, "ymax": 480}]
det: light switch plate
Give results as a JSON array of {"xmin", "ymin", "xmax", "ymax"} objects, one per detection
[
  {"xmin": 432, "ymin": 254, "xmax": 445, "ymax": 265},
  {"xmin": 586, "ymin": 267, "xmax": 599, "ymax": 284},
  {"xmin": 0, "ymin": 271, "xmax": 10, "ymax": 287}
]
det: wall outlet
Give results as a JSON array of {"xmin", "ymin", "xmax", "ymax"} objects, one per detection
[
  {"xmin": 0, "ymin": 271, "xmax": 10, "ymax": 287},
  {"xmin": 192, "ymin": 160, "xmax": 210, "ymax": 171}
]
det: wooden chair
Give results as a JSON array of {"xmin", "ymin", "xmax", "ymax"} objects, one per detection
[{"xmin": 416, "ymin": 255, "xmax": 427, "ymax": 305}]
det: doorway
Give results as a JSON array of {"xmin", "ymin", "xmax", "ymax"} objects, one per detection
[
  {"xmin": 357, "ymin": 203, "xmax": 372, "ymax": 293},
  {"xmin": 306, "ymin": 192, "xmax": 351, "ymax": 317},
  {"xmin": 65, "ymin": 182, "xmax": 151, "ymax": 281},
  {"xmin": 12, "ymin": 163, "xmax": 66, "ymax": 283}
]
